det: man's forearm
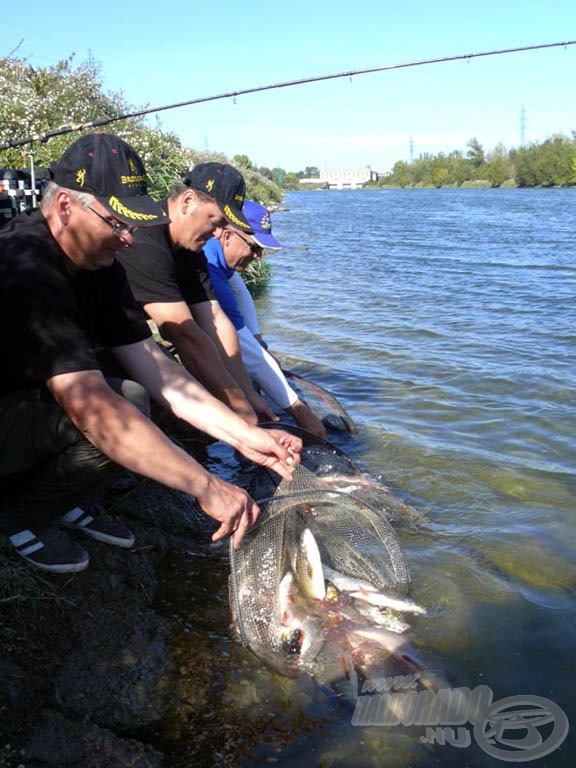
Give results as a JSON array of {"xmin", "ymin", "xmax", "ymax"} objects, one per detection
[
  {"xmin": 114, "ymin": 338, "xmax": 256, "ymax": 446},
  {"xmin": 156, "ymin": 318, "xmax": 256, "ymax": 423},
  {"xmin": 193, "ymin": 300, "xmax": 265, "ymax": 407}
]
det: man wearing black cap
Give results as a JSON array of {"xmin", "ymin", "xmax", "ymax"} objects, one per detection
[
  {"xmin": 0, "ymin": 133, "xmax": 301, "ymax": 574},
  {"xmin": 118, "ymin": 163, "xmax": 276, "ymax": 426}
]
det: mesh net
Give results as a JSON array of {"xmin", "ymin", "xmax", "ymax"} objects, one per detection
[{"xmin": 229, "ymin": 461, "xmax": 411, "ymax": 675}]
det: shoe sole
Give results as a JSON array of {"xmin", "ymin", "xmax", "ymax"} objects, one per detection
[
  {"xmin": 16, "ymin": 551, "xmax": 89, "ymax": 574},
  {"xmin": 60, "ymin": 524, "xmax": 135, "ymax": 549}
]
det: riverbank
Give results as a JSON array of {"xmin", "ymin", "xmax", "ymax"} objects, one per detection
[{"xmin": 0, "ymin": 435, "xmax": 252, "ymax": 768}]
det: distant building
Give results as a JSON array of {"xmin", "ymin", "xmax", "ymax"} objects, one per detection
[{"xmin": 300, "ymin": 167, "xmax": 379, "ymax": 190}]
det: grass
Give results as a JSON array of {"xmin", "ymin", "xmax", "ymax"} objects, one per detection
[
  {"xmin": 242, "ymin": 258, "xmax": 272, "ymax": 296},
  {"xmin": 0, "ymin": 537, "xmax": 73, "ymax": 608}
]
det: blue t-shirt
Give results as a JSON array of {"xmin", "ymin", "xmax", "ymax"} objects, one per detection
[{"xmin": 203, "ymin": 238, "xmax": 246, "ymax": 331}]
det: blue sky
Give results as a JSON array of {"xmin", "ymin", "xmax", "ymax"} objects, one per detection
[{"xmin": 2, "ymin": 1, "xmax": 575, "ymax": 172}]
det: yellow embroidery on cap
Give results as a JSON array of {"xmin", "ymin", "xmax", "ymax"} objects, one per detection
[
  {"xmin": 206, "ymin": 179, "xmax": 215, "ymax": 192},
  {"xmin": 128, "ymin": 158, "xmax": 138, "ymax": 175},
  {"xmin": 224, "ymin": 204, "xmax": 250, "ymax": 230},
  {"xmin": 108, "ymin": 196, "xmax": 158, "ymax": 222},
  {"xmin": 76, "ymin": 169, "xmax": 86, "ymax": 188}
]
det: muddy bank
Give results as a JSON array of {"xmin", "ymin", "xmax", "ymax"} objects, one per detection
[{"xmin": 0, "ymin": 437, "xmax": 254, "ymax": 768}]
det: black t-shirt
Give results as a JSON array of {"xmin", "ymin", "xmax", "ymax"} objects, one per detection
[
  {"xmin": 0, "ymin": 209, "xmax": 151, "ymax": 398},
  {"xmin": 118, "ymin": 199, "xmax": 215, "ymax": 306}
]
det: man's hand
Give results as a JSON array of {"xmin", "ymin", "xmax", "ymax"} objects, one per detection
[
  {"xmin": 288, "ymin": 400, "xmax": 327, "ymax": 441},
  {"xmin": 235, "ymin": 428, "xmax": 302, "ymax": 481},
  {"xmin": 196, "ymin": 473, "xmax": 260, "ymax": 549},
  {"xmin": 247, "ymin": 390, "xmax": 279, "ymax": 423}
]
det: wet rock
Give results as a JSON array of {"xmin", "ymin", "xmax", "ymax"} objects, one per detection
[
  {"xmin": 24, "ymin": 710, "xmax": 163, "ymax": 767},
  {"xmin": 54, "ymin": 603, "xmax": 172, "ymax": 731},
  {"xmin": 1, "ymin": 455, "xmax": 244, "ymax": 765}
]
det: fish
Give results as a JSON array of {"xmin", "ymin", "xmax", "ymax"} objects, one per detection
[
  {"xmin": 290, "ymin": 526, "xmax": 326, "ymax": 600},
  {"xmin": 322, "ymin": 563, "xmax": 427, "ymax": 615},
  {"xmin": 271, "ymin": 527, "xmax": 434, "ymax": 697},
  {"xmin": 229, "ymin": 474, "xmax": 450, "ymax": 704}
]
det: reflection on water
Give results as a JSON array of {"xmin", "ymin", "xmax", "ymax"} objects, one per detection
[{"xmin": 154, "ymin": 190, "xmax": 575, "ymax": 766}]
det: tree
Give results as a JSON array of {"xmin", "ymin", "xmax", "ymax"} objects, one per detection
[
  {"xmin": 232, "ymin": 154, "xmax": 253, "ymax": 170},
  {"xmin": 484, "ymin": 144, "xmax": 514, "ymax": 187},
  {"xmin": 466, "ymin": 138, "xmax": 485, "ymax": 168},
  {"xmin": 271, "ymin": 167, "xmax": 286, "ymax": 186},
  {"xmin": 283, "ymin": 172, "xmax": 301, "ymax": 188},
  {"xmin": 257, "ymin": 166, "xmax": 272, "ymax": 180},
  {"xmin": 515, "ymin": 135, "xmax": 576, "ymax": 187}
]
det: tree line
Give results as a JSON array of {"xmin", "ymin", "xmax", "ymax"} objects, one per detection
[
  {"xmin": 237, "ymin": 136, "xmax": 576, "ymax": 190},
  {"xmin": 370, "ymin": 135, "xmax": 576, "ymax": 188}
]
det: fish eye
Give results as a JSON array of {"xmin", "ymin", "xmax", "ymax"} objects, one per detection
[{"xmin": 282, "ymin": 628, "xmax": 303, "ymax": 655}]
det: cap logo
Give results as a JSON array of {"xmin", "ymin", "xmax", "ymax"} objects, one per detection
[
  {"xmin": 260, "ymin": 212, "xmax": 272, "ymax": 232},
  {"xmin": 205, "ymin": 179, "xmax": 215, "ymax": 192},
  {"xmin": 76, "ymin": 169, "xmax": 86, "ymax": 188},
  {"xmin": 128, "ymin": 157, "xmax": 138, "ymax": 175},
  {"xmin": 108, "ymin": 195, "xmax": 159, "ymax": 222},
  {"xmin": 120, "ymin": 174, "xmax": 147, "ymax": 185}
]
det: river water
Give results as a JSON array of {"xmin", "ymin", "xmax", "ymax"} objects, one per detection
[{"xmin": 157, "ymin": 189, "xmax": 575, "ymax": 767}]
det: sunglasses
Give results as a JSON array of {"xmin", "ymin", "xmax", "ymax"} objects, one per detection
[
  {"xmin": 88, "ymin": 206, "xmax": 139, "ymax": 238},
  {"xmin": 229, "ymin": 229, "xmax": 262, "ymax": 256}
]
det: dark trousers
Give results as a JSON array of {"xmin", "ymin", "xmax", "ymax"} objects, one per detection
[{"xmin": 0, "ymin": 379, "xmax": 150, "ymax": 535}]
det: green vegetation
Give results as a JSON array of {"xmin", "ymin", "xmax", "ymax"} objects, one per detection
[
  {"xmin": 368, "ymin": 136, "xmax": 576, "ymax": 189},
  {"xmin": 241, "ymin": 258, "xmax": 272, "ymax": 296},
  {"xmin": 0, "ymin": 55, "xmax": 281, "ymax": 205}
]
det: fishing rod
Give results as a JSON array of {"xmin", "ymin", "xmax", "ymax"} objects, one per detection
[{"xmin": 1, "ymin": 39, "xmax": 575, "ymax": 151}]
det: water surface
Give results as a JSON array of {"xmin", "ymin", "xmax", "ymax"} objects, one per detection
[{"xmin": 159, "ymin": 188, "xmax": 576, "ymax": 767}]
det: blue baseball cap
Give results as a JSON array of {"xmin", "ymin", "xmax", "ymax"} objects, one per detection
[{"xmin": 242, "ymin": 200, "xmax": 283, "ymax": 250}]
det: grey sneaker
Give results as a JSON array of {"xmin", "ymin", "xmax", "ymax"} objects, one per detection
[
  {"xmin": 9, "ymin": 527, "xmax": 89, "ymax": 573},
  {"xmin": 59, "ymin": 505, "xmax": 135, "ymax": 549}
]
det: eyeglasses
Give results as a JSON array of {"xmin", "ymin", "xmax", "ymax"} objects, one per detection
[
  {"xmin": 88, "ymin": 206, "xmax": 139, "ymax": 238},
  {"xmin": 229, "ymin": 229, "xmax": 262, "ymax": 256}
]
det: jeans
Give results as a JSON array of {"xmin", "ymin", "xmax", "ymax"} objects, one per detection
[{"xmin": 0, "ymin": 379, "xmax": 150, "ymax": 535}]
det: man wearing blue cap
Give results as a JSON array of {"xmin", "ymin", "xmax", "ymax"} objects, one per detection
[
  {"xmin": 204, "ymin": 201, "xmax": 326, "ymax": 440},
  {"xmin": 0, "ymin": 134, "xmax": 301, "ymax": 574}
]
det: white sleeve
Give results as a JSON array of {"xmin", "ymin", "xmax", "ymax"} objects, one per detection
[
  {"xmin": 229, "ymin": 272, "xmax": 261, "ymax": 336},
  {"xmin": 236, "ymin": 326, "xmax": 299, "ymax": 409}
]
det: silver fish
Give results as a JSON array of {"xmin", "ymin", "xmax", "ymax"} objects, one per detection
[
  {"xmin": 322, "ymin": 563, "xmax": 427, "ymax": 615},
  {"xmin": 273, "ymin": 528, "xmax": 432, "ymax": 694}
]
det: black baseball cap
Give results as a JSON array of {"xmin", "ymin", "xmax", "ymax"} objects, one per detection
[
  {"xmin": 182, "ymin": 162, "xmax": 252, "ymax": 233},
  {"xmin": 50, "ymin": 133, "xmax": 169, "ymax": 227}
]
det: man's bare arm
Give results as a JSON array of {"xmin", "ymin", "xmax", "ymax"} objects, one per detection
[
  {"xmin": 112, "ymin": 338, "xmax": 302, "ymax": 479},
  {"xmin": 142, "ymin": 300, "xmax": 257, "ymax": 425},
  {"xmin": 47, "ymin": 368, "xmax": 259, "ymax": 546}
]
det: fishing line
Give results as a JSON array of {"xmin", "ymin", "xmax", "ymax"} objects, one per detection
[{"xmin": 1, "ymin": 40, "xmax": 575, "ymax": 151}]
